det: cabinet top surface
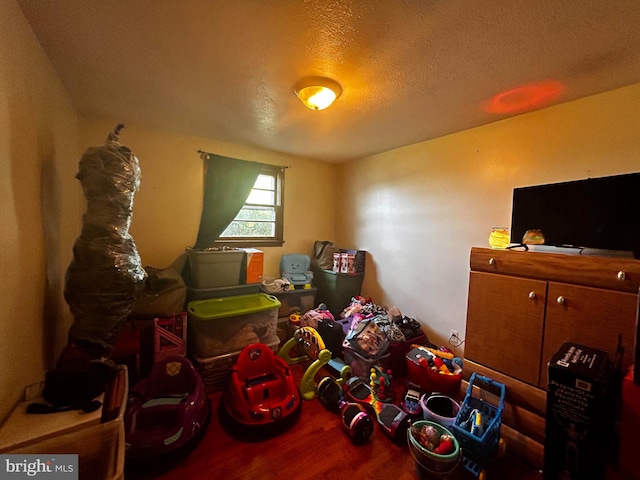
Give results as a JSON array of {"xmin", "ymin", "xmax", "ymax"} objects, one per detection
[{"xmin": 470, "ymin": 247, "xmax": 640, "ymax": 292}]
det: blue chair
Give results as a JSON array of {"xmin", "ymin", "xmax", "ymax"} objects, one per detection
[{"xmin": 280, "ymin": 254, "xmax": 314, "ymax": 287}]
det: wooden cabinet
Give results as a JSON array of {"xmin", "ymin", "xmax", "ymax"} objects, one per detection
[
  {"xmin": 465, "ymin": 271, "xmax": 546, "ymax": 385},
  {"xmin": 541, "ymin": 282, "xmax": 637, "ymax": 387},
  {"xmin": 464, "ymin": 247, "xmax": 640, "ymax": 389}
]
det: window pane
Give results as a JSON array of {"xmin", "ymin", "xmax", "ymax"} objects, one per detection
[
  {"xmin": 254, "ymin": 174, "xmax": 275, "ymax": 190},
  {"xmin": 246, "ymin": 189, "xmax": 275, "ymax": 205},
  {"xmin": 215, "ymin": 165, "xmax": 283, "ymax": 245},
  {"xmin": 221, "ymin": 220, "xmax": 275, "ymax": 237},
  {"xmin": 234, "ymin": 206, "xmax": 275, "ymax": 221}
]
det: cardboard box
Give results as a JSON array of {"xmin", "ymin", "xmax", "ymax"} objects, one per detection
[
  {"xmin": 339, "ymin": 249, "xmax": 366, "ymax": 274},
  {"xmin": 544, "ymin": 342, "xmax": 611, "ymax": 480},
  {"xmin": 243, "ymin": 248, "xmax": 264, "ymax": 284},
  {"xmin": 619, "ymin": 365, "xmax": 640, "ymax": 479},
  {"xmin": 0, "ymin": 368, "xmax": 128, "ymax": 480}
]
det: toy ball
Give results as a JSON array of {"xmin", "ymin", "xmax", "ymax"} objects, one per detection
[{"xmin": 434, "ymin": 438, "xmax": 455, "ymax": 455}]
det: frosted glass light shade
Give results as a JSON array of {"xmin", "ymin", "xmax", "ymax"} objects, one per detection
[{"xmin": 294, "ymin": 77, "xmax": 342, "ymax": 110}]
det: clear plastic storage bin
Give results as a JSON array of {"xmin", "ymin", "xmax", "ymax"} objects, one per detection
[
  {"xmin": 194, "ymin": 339, "xmax": 280, "ymax": 393},
  {"xmin": 187, "ymin": 293, "xmax": 280, "ymax": 357}
]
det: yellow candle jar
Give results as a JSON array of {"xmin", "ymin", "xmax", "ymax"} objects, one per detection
[{"xmin": 489, "ymin": 228, "xmax": 510, "ymax": 249}]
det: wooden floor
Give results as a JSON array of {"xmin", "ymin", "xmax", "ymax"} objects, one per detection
[{"xmin": 125, "ymin": 363, "xmax": 545, "ymax": 480}]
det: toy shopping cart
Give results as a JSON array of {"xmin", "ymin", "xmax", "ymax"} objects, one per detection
[{"xmin": 451, "ymin": 373, "xmax": 506, "ymax": 479}]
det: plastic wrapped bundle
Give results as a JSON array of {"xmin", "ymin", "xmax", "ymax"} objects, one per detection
[{"xmin": 64, "ymin": 124, "xmax": 146, "ymax": 357}]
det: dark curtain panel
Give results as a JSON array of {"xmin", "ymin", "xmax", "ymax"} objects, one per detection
[{"xmin": 193, "ymin": 153, "xmax": 261, "ymax": 249}]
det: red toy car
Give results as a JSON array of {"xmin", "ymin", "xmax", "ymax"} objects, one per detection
[{"xmin": 220, "ymin": 342, "xmax": 302, "ymax": 431}]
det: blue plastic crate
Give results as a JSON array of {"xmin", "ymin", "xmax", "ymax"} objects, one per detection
[{"xmin": 451, "ymin": 373, "xmax": 506, "ymax": 478}]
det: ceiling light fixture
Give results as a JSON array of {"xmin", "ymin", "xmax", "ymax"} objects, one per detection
[{"xmin": 294, "ymin": 76, "xmax": 342, "ymax": 111}]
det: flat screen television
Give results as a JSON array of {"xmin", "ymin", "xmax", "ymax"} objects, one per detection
[{"xmin": 510, "ymin": 172, "xmax": 640, "ymax": 258}]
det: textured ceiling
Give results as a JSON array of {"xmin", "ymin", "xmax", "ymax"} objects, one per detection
[{"xmin": 17, "ymin": 0, "xmax": 640, "ymax": 162}]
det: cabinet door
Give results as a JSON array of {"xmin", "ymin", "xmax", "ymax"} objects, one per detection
[
  {"xmin": 465, "ymin": 271, "xmax": 547, "ymax": 386},
  {"xmin": 540, "ymin": 282, "xmax": 638, "ymax": 388}
]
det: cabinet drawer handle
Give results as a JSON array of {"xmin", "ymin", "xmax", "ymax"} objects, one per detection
[
  {"xmin": 489, "ymin": 258, "xmax": 496, "ymax": 266},
  {"xmin": 617, "ymin": 271, "xmax": 626, "ymax": 281},
  {"xmin": 556, "ymin": 296, "xmax": 565, "ymax": 305},
  {"xmin": 528, "ymin": 291, "xmax": 536, "ymax": 300}
]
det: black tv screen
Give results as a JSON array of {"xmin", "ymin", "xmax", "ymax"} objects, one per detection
[{"xmin": 510, "ymin": 172, "xmax": 640, "ymax": 256}]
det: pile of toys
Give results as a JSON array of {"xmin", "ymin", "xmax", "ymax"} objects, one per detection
[
  {"xmin": 340, "ymin": 298, "xmax": 424, "ymax": 345},
  {"xmin": 410, "ymin": 422, "xmax": 456, "ymax": 455},
  {"xmin": 280, "ymin": 296, "xmax": 465, "ymax": 442},
  {"xmin": 274, "ymin": 293, "xmax": 511, "ymax": 479},
  {"xmin": 413, "ymin": 345, "xmax": 463, "ymax": 376},
  {"xmin": 337, "ymin": 299, "xmax": 430, "ymax": 376},
  {"xmin": 286, "ymin": 297, "xmax": 429, "ymax": 372},
  {"xmin": 315, "ymin": 365, "xmax": 414, "ymax": 445},
  {"xmin": 407, "ymin": 420, "xmax": 462, "ymax": 478},
  {"xmin": 405, "ymin": 345, "xmax": 464, "ymax": 397}
]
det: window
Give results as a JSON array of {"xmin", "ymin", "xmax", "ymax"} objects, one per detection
[{"xmin": 216, "ymin": 164, "xmax": 284, "ymax": 247}]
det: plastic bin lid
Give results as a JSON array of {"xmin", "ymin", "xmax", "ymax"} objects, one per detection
[{"xmin": 187, "ymin": 293, "xmax": 281, "ymax": 320}]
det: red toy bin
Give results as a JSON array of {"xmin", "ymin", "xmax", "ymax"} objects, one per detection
[
  {"xmin": 405, "ymin": 347, "xmax": 462, "ymax": 396},
  {"xmin": 388, "ymin": 334, "xmax": 427, "ymax": 376}
]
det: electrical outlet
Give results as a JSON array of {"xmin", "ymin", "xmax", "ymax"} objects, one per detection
[{"xmin": 450, "ymin": 329, "xmax": 459, "ymax": 339}]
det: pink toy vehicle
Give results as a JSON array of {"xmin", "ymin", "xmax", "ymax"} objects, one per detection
[{"xmin": 124, "ymin": 356, "xmax": 210, "ymax": 461}]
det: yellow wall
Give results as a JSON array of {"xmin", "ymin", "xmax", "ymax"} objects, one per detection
[
  {"xmin": 3, "ymin": 0, "xmax": 640, "ymax": 426},
  {"xmin": 0, "ymin": 0, "xmax": 81, "ymax": 421},
  {"xmin": 338, "ymin": 83, "xmax": 640, "ymax": 351},
  {"xmin": 77, "ymin": 117, "xmax": 338, "ymax": 278},
  {"xmin": 1, "ymin": 1, "xmax": 338, "ymax": 423}
]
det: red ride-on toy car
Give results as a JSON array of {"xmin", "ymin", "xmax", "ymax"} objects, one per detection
[{"xmin": 219, "ymin": 342, "xmax": 302, "ymax": 436}]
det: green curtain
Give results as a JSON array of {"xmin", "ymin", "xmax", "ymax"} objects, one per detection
[{"xmin": 193, "ymin": 153, "xmax": 261, "ymax": 249}]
